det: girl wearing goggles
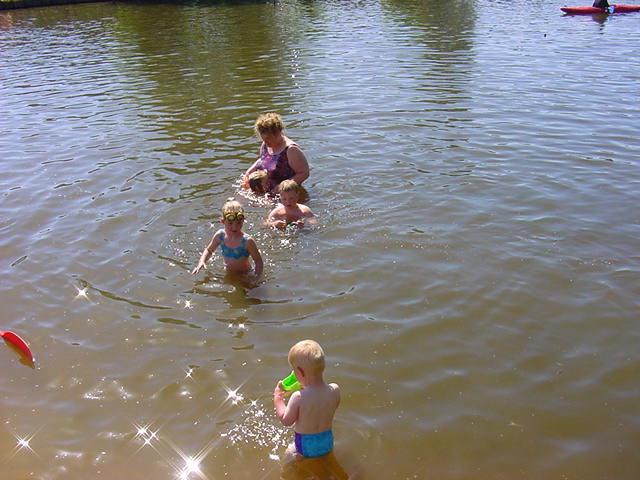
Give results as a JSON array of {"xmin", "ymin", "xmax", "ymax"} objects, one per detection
[{"xmin": 192, "ymin": 199, "xmax": 263, "ymax": 280}]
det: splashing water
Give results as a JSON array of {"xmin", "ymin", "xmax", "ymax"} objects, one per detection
[{"xmin": 221, "ymin": 401, "xmax": 289, "ymax": 458}]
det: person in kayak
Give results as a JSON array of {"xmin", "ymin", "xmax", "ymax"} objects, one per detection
[{"xmin": 592, "ymin": 0, "xmax": 613, "ymax": 11}]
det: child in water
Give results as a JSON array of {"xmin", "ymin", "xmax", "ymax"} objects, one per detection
[
  {"xmin": 191, "ymin": 199, "xmax": 263, "ymax": 279},
  {"xmin": 248, "ymin": 170, "xmax": 269, "ymax": 196},
  {"xmin": 274, "ymin": 340, "xmax": 341, "ymax": 460},
  {"xmin": 266, "ymin": 180, "xmax": 315, "ymax": 230}
]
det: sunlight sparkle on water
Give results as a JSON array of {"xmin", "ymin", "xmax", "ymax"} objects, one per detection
[
  {"xmin": 133, "ymin": 422, "xmax": 161, "ymax": 451},
  {"xmin": 75, "ymin": 287, "xmax": 89, "ymax": 299},
  {"xmin": 9, "ymin": 431, "xmax": 39, "ymax": 459},
  {"xmin": 168, "ymin": 440, "xmax": 216, "ymax": 480},
  {"xmin": 224, "ymin": 386, "xmax": 244, "ymax": 405},
  {"xmin": 131, "ymin": 422, "xmax": 217, "ymax": 480}
]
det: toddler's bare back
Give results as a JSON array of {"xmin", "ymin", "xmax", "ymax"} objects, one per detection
[{"xmin": 294, "ymin": 383, "xmax": 340, "ymax": 434}]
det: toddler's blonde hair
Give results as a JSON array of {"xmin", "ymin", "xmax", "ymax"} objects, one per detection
[
  {"xmin": 221, "ymin": 198, "xmax": 244, "ymax": 216},
  {"xmin": 255, "ymin": 112, "xmax": 284, "ymax": 135},
  {"xmin": 248, "ymin": 170, "xmax": 268, "ymax": 193},
  {"xmin": 278, "ymin": 179, "xmax": 300, "ymax": 194},
  {"xmin": 288, "ymin": 339, "xmax": 325, "ymax": 375}
]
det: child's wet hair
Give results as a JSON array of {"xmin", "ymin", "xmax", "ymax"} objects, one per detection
[
  {"xmin": 255, "ymin": 112, "xmax": 284, "ymax": 135},
  {"xmin": 288, "ymin": 339, "xmax": 325, "ymax": 375},
  {"xmin": 278, "ymin": 179, "xmax": 300, "ymax": 194},
  {"xmin": 248, "ymin": 170, "xmax": 268, "ymax": 194},
  {"xmin": 221, "ymin": 198, "xmax": 244, "ymax": 216}
]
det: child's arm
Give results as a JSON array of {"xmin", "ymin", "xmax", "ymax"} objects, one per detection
[
  {"xmin": 294, "ymin": 205, "xmax": 316, "ymax": 228},
  {"xmin": 191, "ymin": 231, "xmax": 222, "ymax": 275},
  {"xmin": 274, "ymin": 382, "xmax": 301, "ymax": 427},
  {"xmin": 246, "ymin": 237, "xmax": 263, "ymax": 278},
  {"xmin": 266, "ymin": 207, "xmax": 286, "ymax": 230},
  {"xmin": 330, "ymin": 383, "xmax": 341, "ymax": 408},
  {"xmin": 303, "ymin": 205, "xmax": 316, "ymax": 223}
]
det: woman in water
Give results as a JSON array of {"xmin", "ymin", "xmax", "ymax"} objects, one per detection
[{"xmin": 242, "ymin": 112, "xmax": 310, "ymax": 194}]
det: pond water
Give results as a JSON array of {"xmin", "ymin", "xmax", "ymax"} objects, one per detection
[{"xmin": 1, "ymin": 1, "xmax": 639, "ymax": 479}]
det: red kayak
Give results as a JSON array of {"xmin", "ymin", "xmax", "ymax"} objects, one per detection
[{"xmin": 562, "ymin": 4, "xmax": 640, "ymax": 14}]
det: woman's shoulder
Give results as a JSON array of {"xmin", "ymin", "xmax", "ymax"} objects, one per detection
[
  {"xmin": 283, "ymin": 136, "xmax": 300, "ymax": 149},
  {"xmin": 284, "ymin": 140, "xmax": 306, "ymax": 162}
]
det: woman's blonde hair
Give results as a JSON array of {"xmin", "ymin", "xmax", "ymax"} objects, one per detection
[
  {"xmin": 255, "ymin": 112, "xmax": 284, "ymax": 135},
  {"xmin": 221, "ymin": 198, "xmax": 244, "ymax": 216},
  {"xmin": 288, "ymin": 339, "xmax": 325, "ymax": 375}
]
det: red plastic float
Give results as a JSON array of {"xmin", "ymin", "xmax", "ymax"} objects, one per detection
[{"xmin": 1, "ymin": 330, "xmax": 34, "ymax": 364}]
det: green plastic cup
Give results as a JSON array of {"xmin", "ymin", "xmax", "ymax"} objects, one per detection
[{"xmin": 281, "ymin": 370, "xmax": 301, "ymax": 392}]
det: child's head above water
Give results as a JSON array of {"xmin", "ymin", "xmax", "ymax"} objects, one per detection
[
  {"xmin": 278, "ymin": 179, "xmax": 300, "ymax": 195},
  {"xmin": 221, "ymin": 198, "xmax": 245, "ymax": 222},
  {"xmin": 288, "ymin": 339, "xmax": 325, "ymax": 379},
  {"xmin": 248, "ymin": 170, "xmax": 269, "ymax": 195},
  {"xmin": 278, "ymin": 179, "xmax": 301, "ymax": 206}
]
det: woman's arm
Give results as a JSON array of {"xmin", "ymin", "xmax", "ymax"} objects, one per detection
[
  {"xmin": 242, "ymin": 157, "xmax": 263, "ymax": 188},
  {"xmin": 286, "ymin": 145, "xmax": 310, "ymax": 185}
]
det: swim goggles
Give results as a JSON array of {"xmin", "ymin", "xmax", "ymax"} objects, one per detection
[{"xmin": 223, "ymin": 212, "xmax": 245, "ymax": 222}]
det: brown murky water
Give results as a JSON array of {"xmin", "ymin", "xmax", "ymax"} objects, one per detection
[{"xmin": 1, "ymin": 1, "xmax": 639, "ymax": 479}]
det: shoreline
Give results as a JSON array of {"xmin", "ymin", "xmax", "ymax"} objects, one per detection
[{"xmin": 1, "ymin": 0, "xmax": 110, "ymax": 9}]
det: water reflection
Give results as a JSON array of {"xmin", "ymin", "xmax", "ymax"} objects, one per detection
[
  {"xmin": 382, "ymin": 0, "xmax": 476, "ymax": 52},
  {"xmin": 192, "ymin": 271, "xmax": 275, "ymax": 307},
  {"xmin": 91, "ymin": 282, "xmax": 174, "ymax": 310},
  {"xmin": 156, "ymin": 316, "xmax": 202, "ymax": 328},
  {"xmin": 281, "ymin": 452, "xmax": 351, "ymax": 480},
  {"xmin": 111, "ymin": 1, "xmax": 299, "ymax": 159},
  {"xmin": 0, "ymin": 13, "xmax": 13, "ymax": 29}
]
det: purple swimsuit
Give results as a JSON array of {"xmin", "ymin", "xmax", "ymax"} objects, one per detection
[{"xmin": 256, "ymin": 143, "xmax": 296, "ymax": 190}]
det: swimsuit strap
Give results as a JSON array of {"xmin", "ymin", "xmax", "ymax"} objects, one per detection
[{"xmin": 219, "ymin": 232, "xmax": 249, "ymax": 260}]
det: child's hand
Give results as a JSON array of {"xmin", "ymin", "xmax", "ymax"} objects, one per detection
[
  {"xmin": 273, "ymin": 220, "xmax": 287, "ymax": 230},
  {"xmin": 191, "ymin": 261, "xmax": 206, "ymax": 275},
  {"xmin": 294, "ymin": 219, "xmax": 305, "ymax": 228},
  {"xmin": 274, "ymin": 381, "xmax": 286, "ymax": 397},
  {"xmin": 245, "ymin": 273, "xmax": 261, "ymax": 289}
]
